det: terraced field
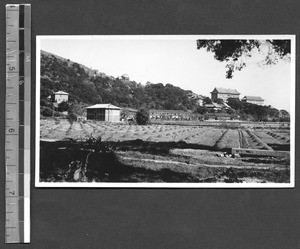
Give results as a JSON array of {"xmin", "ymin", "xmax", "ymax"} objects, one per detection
[
  {"xmin": 40, "ymin": 118, "xmax": 289, "ymax": 150},
  {"xmin": 39, "ymin": 118, "xmax": 291, "ymax": 183}
]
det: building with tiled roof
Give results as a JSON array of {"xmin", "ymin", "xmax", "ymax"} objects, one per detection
[
  {"xmin": 210, "ymin": 87, "xmax": 240, "ymax": 102},
  {"xmin": 149, "ymin": 109, "xmax": 194, "ymax": 121},
  {"xmin": 241, "ymin": 96, "xmax": 265, "ymax": 105},
  {"xmin": 86, "ymin": 104, "xmax": 121, "ymax": 122}
]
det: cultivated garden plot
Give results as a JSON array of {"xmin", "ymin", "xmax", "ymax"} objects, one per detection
[
  {"xmin": 41, "ymin": 119, "xmax": 227, "ymax": 147},
  {"xmin": 38, "ymin": 118, "xmax": 291, "ymax": 184},
  {"xmin": 40, "ymin": 119, "xmax": 290, "ymax": 151}
]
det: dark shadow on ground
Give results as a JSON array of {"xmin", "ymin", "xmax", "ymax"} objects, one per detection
[
  {"xmin": 39, "ymin": 139, "xmax": 290, "ymax": 183},
  {"xmin": 267, "ymin": 143, "xmax": 290, "ymax": 151},
  {"xmin": 108, "ymin": 139, "xmax": 229, "ymax": 155},
  {"xmin": 39, "ymin": 140, "xmax": 204, "ymax": 182}
]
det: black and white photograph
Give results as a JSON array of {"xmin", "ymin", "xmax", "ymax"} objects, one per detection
[{"xmin": 36, "ymin": 35, "xmax": 295, "ymax": 187}]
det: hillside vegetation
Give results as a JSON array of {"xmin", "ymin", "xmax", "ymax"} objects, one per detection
[
  {"xmin": 40, "ymin": 50, "xmax": 198, "ymax": 113},
  {"xmin": 40, "ymin": 50, "xmax": 289, "ymax": 122}
]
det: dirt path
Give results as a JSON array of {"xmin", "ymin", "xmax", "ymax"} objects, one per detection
[{"xmin": 119, "ymin": 156, "xmax": 283, "ymax": 170}]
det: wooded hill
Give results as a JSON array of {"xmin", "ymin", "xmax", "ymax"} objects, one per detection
[
  {"xmin": 40, "ymin": 50, "xmax": 198, "ymax": 112},
  {"xmin": 40, "ymin": 50, "xmax": 289, "ymax": 122}
]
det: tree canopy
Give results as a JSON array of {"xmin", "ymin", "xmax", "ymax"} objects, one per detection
[
  {"xmin": 136, "ymin": 108, "xmax": 150, "ymax": 125},
  {"xmin": 196, "ymin": 39, "xmax": 291, "ymax": 78},
  {"xmin": 226, "ymin": 97, "xmax": 289, "ymax": 121}
]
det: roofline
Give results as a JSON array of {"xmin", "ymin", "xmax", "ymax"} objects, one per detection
[
  {"xmin": 210, "ymin": 87, "xmax": 240, "ymax": 94},
  {"xmin": 242, "ymin": 96, "xmax": 265, "ymax": 101},
  {"xmin": 86, "ymin": 107, "xmax": 121, "ymax": 109},
  {"xmin": 54, "ymin": 92, "xmax": 69, "ymax": 95},
  {"xmin": 149, "ymin": 109, "xmax": 189, "ymax": 112},
  {"xmin": 86, "ymin": 104, "xmax": 121, "ymax": 109},
  {"xmin": 210, "ymin": 91, "xmax": 240, "ymax": 94}
]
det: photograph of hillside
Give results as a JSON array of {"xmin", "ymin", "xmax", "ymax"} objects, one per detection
[{"xmin": 36, "ymin": 36, "xmax": 294, "ymax": 187}]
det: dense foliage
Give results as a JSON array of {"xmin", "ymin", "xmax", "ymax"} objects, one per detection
[
  {"xmin": 136, "ymin": 108, "xmax": 150, "ymax": 125},
  {"xmin": 227, "ymin": 98, "xmax": 289, "ymax": 122},
  {"xmin": 40, "ymin": 51, "xmax": 289, "ymax": 122}
]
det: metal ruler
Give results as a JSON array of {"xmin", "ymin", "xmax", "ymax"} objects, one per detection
[{"xmin": 5, "ymin": 4, "xmax": 31, "ymax": 243}]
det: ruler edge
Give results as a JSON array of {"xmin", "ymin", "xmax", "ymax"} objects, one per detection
[
  {"xmin": 23, "ymin": 3, "xmax": 31, "ymax": 244},
  {"xmin": 5, "ymin": 4, "xmax": 20, "ymax": 244},
  {"xmin": 5, "ymin": 3, "xmax": 31, "ymax": 244}
]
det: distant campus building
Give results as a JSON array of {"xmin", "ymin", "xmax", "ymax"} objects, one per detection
[
  {"xmin": 241, "ymin": 96, "xmax": 265, "ymax": 105},
  {"xmin": 210, "ymin": 87, "xmax": 240, "ymax": 102},
  {"xmin": 149, "ymin": 109, "xmax": 195, "ymax": 121},
  {"xmin": 187, "ymin": 92, "xmax": 206, "ymax": 106},
  {"xmin": 121, "ymin": 74, "xmax": 130, "ymax": 81},
  {"xmin": 53, "ymin": 91, "xmax": 69, "ymax": 104},
  {"xmin": 86, "ymin": 104, "xmax": 121, "ymax": 122},
  {"xmin": 88, "ymin": 69, "xmax": 99, "ymax": 77},
  {"xmin": 81, "ymin": 85, "xmax": 266, "ymax": 123},
  {"xmin": 203, "ymin": 102, "xmax": 224, "ymax": 111}
]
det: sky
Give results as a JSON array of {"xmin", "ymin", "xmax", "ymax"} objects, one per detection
[{"xmin": 38, "ymin": 36, "xmax": 293, "ymax": 112}]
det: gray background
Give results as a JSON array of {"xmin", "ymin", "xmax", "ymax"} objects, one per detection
[{"xmin": 0, "ymin": 0, "xmax": 299, "ymax": 248}]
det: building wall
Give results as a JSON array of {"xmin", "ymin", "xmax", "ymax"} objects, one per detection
[
  {"xmin": 87, "ymin": 108, "xmax": 105, "ymax": 121},
  {"xmin": 149, "ymin": 110, "xmax": 195, "ymax": 120},
  {"xmin": 54, "ymin": 94, "xmax": 68, "ymax": 104},
  {"xmin": 244, "ymin": 100, "xmax": 264, "ymax": 105},
  {"xmin": 212, "ymin": 92, "xmax": 239, "ymax": 101},
  {"xmin": 211, "ymin": 93, "xmax": 218, "ymax": 101},
  {"xmin": 87, "ymin": 108, "xmax": 120, "ymax": 122},
  {"xmin": 105, "ymin": 109, "xmax": 120, "ymax": 122}
]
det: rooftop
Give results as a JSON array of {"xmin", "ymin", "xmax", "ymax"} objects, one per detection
[
  {"xmin": 204, "ymin": 103, "xmax": 223, "ymax": 108},
  {"xmin": 54, "ymin": 91, "xmax": 69, "ymax": 95},
  {"xmin": 150, "ymin": 109, "xmax": 189, "ymax": 113},
  {"xmin": 211, "ymin": 87, "xmax": 240, "ymax": 95},
  {"xmin": 242, "ymin": 96, "xmax": 265, "ymax": 101},
  {"xmin": 123, "ymin": 107, "xmax": 138, "ymax": 112},
  {"xmin": 86, "ymin": 104, "xmax": 121, "ymax": 109}
]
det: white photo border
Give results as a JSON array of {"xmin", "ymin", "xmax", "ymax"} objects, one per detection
[{"xmin": 35, "ymin": 35, "xmax": 296, "ymax": 188}]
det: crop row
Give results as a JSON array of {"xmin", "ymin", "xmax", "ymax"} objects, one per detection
[{"xmin": 40, "ymin": 119, "xmax": 289, "ymax": 150}]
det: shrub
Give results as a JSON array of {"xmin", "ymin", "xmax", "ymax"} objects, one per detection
[
  {"xmin": 136, "ymin": 108, "xmax": 149, "ymax": 125},
  {"xmin": 41, "ymin": 106, "xmax": 53, "ymax": 117},
  {"xmin": 53, "ymin": 111, "xmax": 61, "ymax": 117},
  {"xmin": 58, "ymin": 101, "xmax": 70, "ymax": 112},
  {"xmin": 67, "ymin": 112, "xmax": 78, "ymax": 124}
]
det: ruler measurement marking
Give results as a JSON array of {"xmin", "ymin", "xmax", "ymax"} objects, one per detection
[{"xmin": 5, "ymin": 4, "xmax": 30, "ymax": 244}]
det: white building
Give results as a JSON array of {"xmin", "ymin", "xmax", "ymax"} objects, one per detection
[
  {"xmin": 53, "ymin": 91, "xmax": 69, "ymax": 104},
  {"xmin": 241, "ymin": 96, "xmax": 265, "ymax": 105},
  {"xmin": 86, "ymin": 104, "xmax": 121, "ymax": 122}
]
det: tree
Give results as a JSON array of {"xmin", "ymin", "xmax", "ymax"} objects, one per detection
[
  {"xmin": 197, "ymin": 39, "xmax": 291, "ymax": 78},
  {"xmin": 203, "ymin": 97, "xmax": 212, "ymax": 105},
  {"xmin": 255, "ymin": 105, "xmax": 268, "ymax": 121},
  {"xmin": 226, "ymin": 108, "xmax": 236, "ymax": 115},
  {"xmin": 227, "ymin": 98, "xmax": 244, "ymax": 111},
  {"xmin": 195, "ymin": 106, "xmax": 208, "ymax": 115},
  {"xmin": 214, "ymin": 98, "xmax": 224, "ymax": 105},
  {"xmin": 279, "ymin": 109, "xmax": 290, "ymax": 122},
  {"xmin": 41, "ymin": 106, "xmax": 53, "ymax": 117},
  {"xmin": 136, "ymin": 108, "xmax": 149, "ymax": 125},
  {"xmin": 120, "ymin": 109, "xmax": 130, "ymax": 121},
  {"xmin": 58, "ymin": 101, "xmax": 69, "ymax": 112}
]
